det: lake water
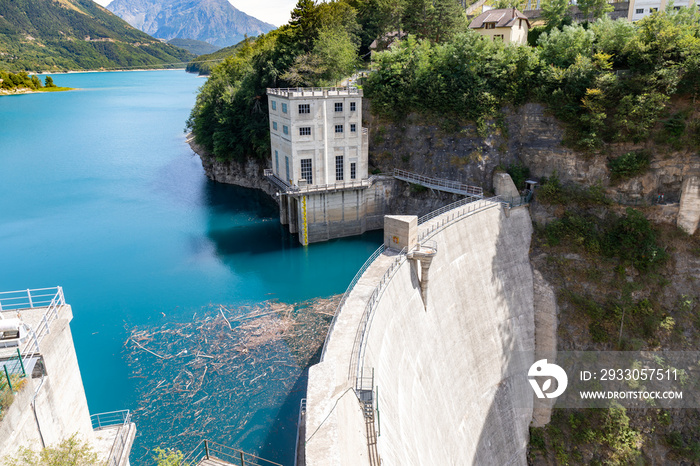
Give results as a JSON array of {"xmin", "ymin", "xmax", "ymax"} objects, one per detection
[{"xmin": 0, "ymin": 70, "xmax": 381, "ymax": 464}]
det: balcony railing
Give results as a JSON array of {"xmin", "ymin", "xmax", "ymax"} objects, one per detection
[
  {"xmin": 91, "ymin": 410, "xmax": 132, "ymax": 466},
  {"xmin": 266, "ymin": 87, "xmax": 362, "ymax": 98}
]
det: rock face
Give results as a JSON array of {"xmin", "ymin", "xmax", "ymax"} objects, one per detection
[
  {"xmin": 368, "ymin": 102, "xmax": 700, "ymax": 205},
  {"xmin": 107, "ymin": 0, "xmax": 275, "ymax": 47},
  {"xmin": 187, "ymin": 135, "xmax": 276, "ymax": 198},
  {"xmin": 678, "ymin": 176, "xmax": 700, "ymax": 235}
]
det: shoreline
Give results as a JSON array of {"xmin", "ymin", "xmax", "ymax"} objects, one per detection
[
  {"xmin": 37, "ymin": 68, "xmax": 187, "ymax": 75},
  {"xmin": 0, "ymin": 87, "xmax": 75, "ymax": 96}
]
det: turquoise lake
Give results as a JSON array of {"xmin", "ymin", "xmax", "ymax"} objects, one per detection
[{"xmin": 0, "ymin": 70, "xmax": 381, "ymax": 464}]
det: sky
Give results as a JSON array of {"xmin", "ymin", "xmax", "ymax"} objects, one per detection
[{"xmin": 93, "ymin": 0, "xmax": 296, "ymax": 27}]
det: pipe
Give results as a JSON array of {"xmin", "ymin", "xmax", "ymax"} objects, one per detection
[{"xmin": 31, "ymin": 374, "xmax": 46, "ymax": 448}]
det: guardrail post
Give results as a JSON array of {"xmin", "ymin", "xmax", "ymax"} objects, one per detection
[
  {"xmin": 204, "ymin": 440, "xmax": 210, "ymax": 459},
  {"xmin": 17, "ymin": 349, "xmax": 25, "ymax": 377},
  {"xmin": 27, "ymin": 289, "xmax": 33, "ymax": 308},
  {"xmin": 240, "ymin": 451, "xmax": 245, "ymax": 466},
  {"xmin": 4, "ymin": 365, "xmax": 13, "ymax": 392}
]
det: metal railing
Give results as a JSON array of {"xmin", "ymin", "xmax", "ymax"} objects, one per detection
[
  {"xmin": 267, "ymin": 87, "xmax": 361, "ymax": 98},
  {"xmin": 263, "ymin": 170, "xmax": 378, "ymax": 196},
  {"xmin": 321, "ymin": 245, "xmax": 386, "ymax": 361},
  {"xmin": 393, "ymin": 169, "xmax": 483, "ymax": 197},
  {"xmin": 293, "ymin": 398, "xmax": 307, "ymax": 466},
  {"xmin": 349, "ymin": 245, "xmax": 409, "ymax": 384},
  {"xmin": 0, "ymin": 288, "xmax": 65, "ymax": 382},
  {"xmin": 1, "ymin": 348, "xmax": 26, "ymax": 395},
  {"xmin": 351, "ymin": 196, "xmax": 503, "ymax": 386},
  {"xmin": 418, "ymin": 198, "xmax": 501, "ymax": 242},
  {"xmin": 0, "ymin": 287, "xmax": 65, "ymax": 312},
  {"xmin": 182, "ymin": 440, "xmax": 282, "ymax": 466},
  {"xmin": 91, "ymin": 410, "xmax": 132, "ymax": 466}
]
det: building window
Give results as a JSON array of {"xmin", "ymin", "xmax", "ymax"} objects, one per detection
[
  {"xmin": 673, "ymin": 6, "xmax": 680, "ymax": 10},
  {"xmin": 350, "ymin": 123, "xmax": 356, "ymax": 133},
  {"xmin": 271, "ymin": 100, "xmax": 276, "ymax": 111},
  {"xmin": 494, "ymin": 35, "xmax": 504, "ymax": 41},
  {"xmin": 485, "ymin": 23, "xmax": 495, "ymax": 29},
  {"xmin": 275, "ymin": 150, "xmax": 279, "ymax": 175},
  {"xmin": 301, "ymin": 158, "xmax": 313, "ymax": 184},
  {"xmin": 272, "ymin": 121, "xmax": 277, "ymax": 130},
  {"xmin": 335, "ymin": 102, "xmax": 343, "ymax": 112},
  {"xmin": 285, "ymin": 156, "xmax": 290, "ymax": 182},
  {"xmin": 299, "ymin": 127, "xmax": 311, "ymax": 136},
  {"xmin": 519, "ymin": 19, "xmax": 522, "ymax": 28},
  {"xmin": 282, "ymin": 103, "xmax": 288, "ymax": 113},
  {"xmin": 299, "ymin": 104, "xmax": 310, "ymax": 114},
  {"xmin": 335, "ymin": 124, "xmax": 343, "ymax": 133},
  {"xmin": 350, "ymin": 162, "xmax": 356, "ymax": 180},
  {"xmin": 283, "ymin": 125, "xmax": 289, "ymax": 135},
  {"xmin": 636, "ymin": 8, "xmax": 644, "ymax": 13},
  {"xmin": 335, "ymin": 156, "xmax": 344, "ymax": 181},
  {"xmin": 350, "ymin": 102, "xmax": 356, "ymax": 112},
  {"xmin": 650, "ymin": 7, "xmax": 658, "ymax": 12}
]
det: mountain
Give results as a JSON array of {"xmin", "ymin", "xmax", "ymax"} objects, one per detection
[
  {"xmin": 0, "ymin": 0, "xmax": 193, "ymax": 72},
  {"xmin": 168, "ymin": 38, "xmax": 220, "ymax": 55},
  {"xmin": 185, "ymin": 37, "xmax": 248, "ymax": 75},
  {"xmin": 106, "ymin": 0, "xmax": 276, "ymax": 48}
]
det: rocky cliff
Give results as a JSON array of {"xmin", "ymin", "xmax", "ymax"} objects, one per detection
[{"xmin": 367, "ymin": 102, "xmax": 700, "ymax": 207}]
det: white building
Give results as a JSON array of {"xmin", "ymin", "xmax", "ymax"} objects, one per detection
[
  {"xmin": 628, "ymin": 0, "xmax": 696, "ymax": 20},
  {"xmin": 267, "ymin": 87, "xmax": 368, "ymax": 188}
]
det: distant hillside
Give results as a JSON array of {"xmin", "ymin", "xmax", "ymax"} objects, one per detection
[
  {"xmin": 0, "ymin": 0, "xmax": 193, "ymax": 72},
  {"xmin": 185, "ymin": 38, "xmax": 249, "ymax": 75},
  {"xmin": 168, "ymin": 38, "xmax": 220, "ymax": 55},
  {"xmin": 107, "ymin": 0, "xmax": 276, "ymax": 48}
]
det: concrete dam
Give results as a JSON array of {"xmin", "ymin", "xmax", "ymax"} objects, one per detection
[{"xmin": 304, "ymin": 198, "xmax": 538, "ymax": 465}]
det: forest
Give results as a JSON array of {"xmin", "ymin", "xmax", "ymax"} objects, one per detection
[{"xmin": 187, "ymin": 0, "xmax": 700, "ymax": 162}]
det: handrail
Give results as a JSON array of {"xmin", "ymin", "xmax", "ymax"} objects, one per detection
[
  {"xmin": 263, "ymin": 170, "xmax": 380, "ymax": 195},
  {"xmin": 351, "ymin": 196, "xmax": 503, "ymax": 387},
  {"xmin": 182, "ymin": 439, "xmax": 282, "ymax": 466},
  {"xmin": 91, "ymin": 409, "xmax": 132, "ymax": 466},
  {"xmin": 349, "ymin": 246, "xmax": 408, "ymax": 384},
  {"xmin": 321, "ymin": 245, "xmax": 386, "ymax": 361},
  {"xmin": 293, "ymin": 398, "xmax": 307, "ymax": 466},
  {"xmin": 0, "ymin": 287, "xmax": 64, "ymax": 312},
  {"xmin": 0, "ymin": 287, "xmax": 66, "ymax": 380},
  {"xmin": 393, "ymin": 169, "xmax": 483, "ymax": 197},
  {"xmin": 267, "ymin": 87, "xmax": 361, "ymax": 97}
]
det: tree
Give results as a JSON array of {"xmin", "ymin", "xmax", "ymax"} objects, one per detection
[
  {"xmin": 45, "ymin": 76, "xmax": 56, "ymax": 87},
  {"xmin": 431, "ymin": 0, "xmax": 466, "ymax": 43},
  {"xmin": 576, "ymin": 0, "xmax": 613, "ymax": 22},
  {"xmin": 4, "ymin": 434, "xmax": 104, "ymax": 466},
  {"xmin": 403, "ymin": 0, "xmax": 433, "ymax": 40},
  {"xmin": 541, "ymin": 0, "xmax": 572, "ymax": 30},
  {"xmin": 153, "ymin": 447, "xmax": 184, "ymax": 466}
]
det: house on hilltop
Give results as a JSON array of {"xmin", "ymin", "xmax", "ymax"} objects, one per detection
[{"xmin": 468, "ymin": 8, "xmax": 529, "ymax": 44}]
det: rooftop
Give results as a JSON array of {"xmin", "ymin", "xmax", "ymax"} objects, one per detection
[
  {"xmin": 469, "ymin": 8, "xmax": 529, "ymax": 29},
  {"xmin": 266, "ymin": 87, "xmax": 362, "ymax": 98}
]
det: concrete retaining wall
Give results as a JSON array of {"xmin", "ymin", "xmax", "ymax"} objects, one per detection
[
  {"xmin": 305, "ymin": 203, "xmax": 535, "ymax": 465},
  {"xmin": 0, "ymin": 305, "xmax": 95, "ymax": 456},
  {"xmin": 290, "ymin": 178, "xmax": 395, "ymax": 244}
]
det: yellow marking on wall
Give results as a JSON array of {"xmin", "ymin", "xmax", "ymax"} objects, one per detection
[{"xmin": 302, "ymin": 196, "xmax": 309, "ymax": 245}]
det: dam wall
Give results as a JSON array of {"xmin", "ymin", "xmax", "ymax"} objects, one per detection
[{"xmin": 305, "ymin": 200, "xmax": 535, "ymax": 465}]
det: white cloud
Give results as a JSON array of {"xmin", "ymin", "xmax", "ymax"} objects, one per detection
[{"xmin": 93, "ymin": 0, "xmax": 295, "ymax": 27}]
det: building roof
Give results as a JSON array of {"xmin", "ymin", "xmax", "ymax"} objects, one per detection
[{"xmin": 469, "ymin": 8, "xmax": 530, "ymax": 29}]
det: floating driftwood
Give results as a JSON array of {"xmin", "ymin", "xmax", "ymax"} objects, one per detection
[{"xmin": 124, "ymin": 295, "xmax": 340, "ymax": 462}]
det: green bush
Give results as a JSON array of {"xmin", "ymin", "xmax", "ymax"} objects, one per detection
[
  {"xmin": 505, "ymin": 163, "xmax": 530, "ymax": 190},
  {"xmin": 608, "ymin": 151, "xmax": 651, "ymax": 181},
  {"xmin": 3, "ymin": 434, "xmax": 104, "ymax": 466}
]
